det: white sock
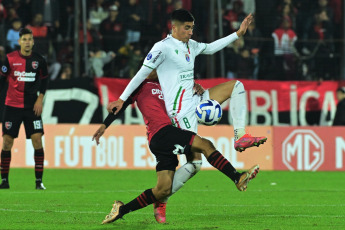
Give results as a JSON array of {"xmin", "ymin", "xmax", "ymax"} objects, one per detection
[
  {"xmin": 160, "ymin": 160, "xmax": 202, "ymax": 203},
  {"xmin": 230, "ymin": 81, "xmax": 247, "ymax": 140}
]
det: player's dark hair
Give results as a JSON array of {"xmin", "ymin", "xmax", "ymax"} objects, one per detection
[
  {"xmin": 171, "ymin": 9, "xmax": 195, "ymax": 23},
  {"xmin": 19, "ymin": 28, "xmax": 33, "ymax": 37}
]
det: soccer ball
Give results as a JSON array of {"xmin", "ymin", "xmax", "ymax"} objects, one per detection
[{"xmin": 195, "ymin": 99, "xmax": 222, "ymax": 126}]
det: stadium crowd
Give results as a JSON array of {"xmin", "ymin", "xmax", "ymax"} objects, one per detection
[{"xmin": 0, "ymin": 0, "xmax": 343, "ymax": 81}]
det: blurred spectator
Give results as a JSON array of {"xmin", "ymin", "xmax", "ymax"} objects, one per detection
[
  {"xmin": 3, "ymin": 5, "xmax": 19, "ymax": 32},
  {"xmin": 243, "ymin": 21, "xmax": 262, "ymax": 79},
  {"xmin": 0, "ymin": 46, "xmax": 5, "ymax": 66},
  {"xmin": 242, "ymin": 0, "xmax": 255, "ymax": 15},
  {"xmin": 308, "ymin": 9, "xmax": 334, "ymax": 80},
  {"xmin": 272, "ymin": 17, "xmax": 297, "ymax": 80},
  {"xmin": 48, "ymin": 62, "xmax": 61, "ymax": 81},
  {"xmin": 89, "ymin": 0, "xmax": 109, "ymax": 30},
  {"xmin": 276, "ymin": 2, "xmax": 297, "ymax": 30},
  {"xmin": 9, "ymin": 0, "xmax": 32, "ymax": 26},
  {"xmin": 60, "ymin": 63, "xmax": 73, "ymax": 80},
  {"xmin": 26, "ymin": 13, "xmax": 50, "ymax": 57},
  {"xmin": 225, "ymin": 37, "xmax": 250, "ymax": 79},
  {"xmin": 99, "ymin": 4, "xmax": 124, "ymax": 52},
  {"xmin": 89, "ymin": 49, "xmax": 116, "ymax": 77},
  {"xmin": 128, "ymin": 43, "xmax": 143, "ymax": 78},
  {"xmin": 223, "ymin": 0, "xmax": 247, "ymax": 34},
  {"xmin": 79, "ymin": 19, "xmax": 102, "ymax": 52},
  {"xmin": 333, "ymin": 87, "xmax": 345, "ymax": 126},
  {"xmin": 6, "ymin": 18, "xmax": 21, "ymax": 51},
  {"xmin": 123, "ymin": 0, "xmax": 145, "ymax": 44}
]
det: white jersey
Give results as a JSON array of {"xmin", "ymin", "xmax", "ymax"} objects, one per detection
[
  {"xmin": 119, "ymin": 32, "xmax": 239, "ymax": 121},
  {"xmin": 143, "ymin": 35, "xmax": 206, "ymax": 118}
]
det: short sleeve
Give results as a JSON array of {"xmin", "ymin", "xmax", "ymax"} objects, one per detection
[
  {"xmin": 0, "ymin": 56, "xmax": 10, "ymax": 77},
  {"xmin": 189, "ymin": 39, "xmax": 207, "ymax": 56},
  {"xmin": 143, "ymin": 42, "xmax": 165, "ymax": 69}
]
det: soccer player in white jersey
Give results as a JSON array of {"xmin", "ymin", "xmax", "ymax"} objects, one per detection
[{"xmin": 108, "ymin": 9, "xmax": 267, "ymax": 223}]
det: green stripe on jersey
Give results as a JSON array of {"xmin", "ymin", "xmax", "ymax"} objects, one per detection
[
  {"xmin": 173, "ymin": 86, "xmax": 183, "ymax": 111},
  {"xmin": 143, "ymin": 64, "xmax": 154, "ymax": 69}
]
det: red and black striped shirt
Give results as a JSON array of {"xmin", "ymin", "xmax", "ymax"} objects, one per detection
[{"xmin": 0, "ymin": 50, "xmax": 48, "ymax": 108}]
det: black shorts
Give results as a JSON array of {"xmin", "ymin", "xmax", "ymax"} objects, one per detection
[
  {"xmin": 149, "ymin": 125, "xmax": 196, "ymax": 172},
  {"xmin": 2, "ymin": 105, "xmax": 44, "ymax": 139}
]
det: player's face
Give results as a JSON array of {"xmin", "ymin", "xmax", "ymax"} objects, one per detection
[
  {"xmin": 18, "ymin": 34, "xmax": 34, "ymax": 54},
  {"xmin": 173, "ymin": 21, "xmax": 194, "ymax": 43}
]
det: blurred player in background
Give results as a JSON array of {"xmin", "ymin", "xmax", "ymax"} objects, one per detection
[
  {"xmin": 107, "ymin": 9, "xmax": 266, "ymax": 223},
  {"xmin": 92, "ymin": 75, "xmax": 259, "ymax": 224},
  {"xmin": 0, "ymin": 28, "xmax": 49, "ymax": 190}
]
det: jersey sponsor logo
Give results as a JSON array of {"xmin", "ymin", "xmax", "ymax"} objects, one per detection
[
  {"xmin": 32, "ymin": 61, "xmax": 39, "ymax": 69},
  {"xmin": 1, "ymin": 66, "xmax": 7, "ymax": 73},
  {"xmin": 151, "ymin": 88, "xmax": 164, "ymax": 100},
  {"xmin": 14, "ymin": 71, "xmax": 36, "ymax": 82},
  {"xmin": 152, "ymin": 51, "xmax": 162, "ymax": 63},
  {"xmin": 179, "ymin": 70, "xmax": 194, "ymax": 82},
  {"xmin": 185, "ymin": 53, "xmax": 190, "ymax": 62},
  {"xmin": 13, "ymin": 63, "xmax": 22, "ymax": 66},
  {"xmin": 5, "ymin": 121, "xmax": 12, "ymax": 130},
  {"xmin": 146, "ymin": 53, "xmax": 153, "ymax": 60}
]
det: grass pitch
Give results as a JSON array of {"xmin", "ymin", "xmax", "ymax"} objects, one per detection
[{"xmin": 0, "ymin": 169, "xmax": 344, "ymax": 230}]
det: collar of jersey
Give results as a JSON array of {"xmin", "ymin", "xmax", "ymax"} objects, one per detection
[{"xmin": 168, "ymin": 34, "xmax": 189, "ymax": 48}]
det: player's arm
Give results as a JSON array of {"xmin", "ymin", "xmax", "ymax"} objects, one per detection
[
  {"xmin": 107, "ymin": 65, "xmax": 152, "ymax": 114},
  {"xmin": 201, "ymin": 14, "xmax": 253, "ymax": 55},
  {"xmin": 34, "ymin": 58, "xmax": 49, "ymax": 116},
  {"xmin": 93, "ymin": 98, "xmax": 132, "ymax": 145},
  {"xmin": 108, "ymin": 44, "xmax": 165, "ymax": 114}
]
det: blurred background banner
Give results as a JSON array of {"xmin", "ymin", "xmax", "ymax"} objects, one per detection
[
  {"xmin": 10, "ymin": 124, "xmax": 273, "ymax": 170},
  {"xmin": 273, "ymin": 127, "xmax": 345, "ymax": 171},
  {"xmin": 9, "ymin": 124, "xmax": 344, "ymax": 171},
  {"xmin": 95, "ymin": 78, "xmax": 341, "ymax": 126}
]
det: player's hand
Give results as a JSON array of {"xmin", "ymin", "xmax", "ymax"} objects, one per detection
[
  {"xmin": 33, "ymin": 98, "xmax": 43, "ymax": 116},
  {"xmin": 236, "ymin": 13, "xmax": 253, "ymax": 37},
  {"xmin": 193, "ymin": 83, "xmax": 205, "ymax": 95},
  {"xmin": 92, "ymin": 124, "xmax": 106, "ymax": 145},
  {"xmin": 107, "ymin": 99, "xmax": 124, "ymax": 114}
]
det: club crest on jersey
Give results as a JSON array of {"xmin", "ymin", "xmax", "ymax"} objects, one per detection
[
  {"xmin": 1, "ymin": 65, "xmax": 7, "ymax": 73},
  {"xmin": 5, "ymin": 121, "xmax": 12, "ymax": 130},
  {"xmin": 146, "ymin": 53, "xmax": 152, "ymax": 60},
  {"xmin": 32, "ymin": 61, "xmax": 39, "ymax": 69},
  {"xmin": 185, "ymin": 54, "xmax": 190, "ymax": 62}
]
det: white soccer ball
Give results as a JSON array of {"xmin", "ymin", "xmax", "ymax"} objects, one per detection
[{"xmin": 195, "ymin": 99, "xmax": 222, "ymax": 126}]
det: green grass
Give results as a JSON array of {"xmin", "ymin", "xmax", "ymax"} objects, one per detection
[{"xmin": 0, "ymin": 169, "xmax": 344, "ymax": 230}]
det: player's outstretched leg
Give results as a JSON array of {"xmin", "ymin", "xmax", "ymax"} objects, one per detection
[
  {"xmin": 209, "ymin": 80, "xmax": 267, "ymax": 152},
  {"xmin": 102, "ymin": 189, "xmax": 158, "ymax": 224},
  {"xmin": 234, "ymin": 135, "xmax": 267, "ymax": 152}
]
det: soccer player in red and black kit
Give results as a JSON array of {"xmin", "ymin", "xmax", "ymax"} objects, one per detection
[
  {"xmin": 0, "ymin": 28, "xmax": 48, "ymax": 190},
  {"xmin": 92, "ymin": 77, "xmax": 259, "ymax": 224}
]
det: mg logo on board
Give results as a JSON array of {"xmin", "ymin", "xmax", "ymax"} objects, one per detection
[{"xmin": 282, "ymin": 129, "xmax": 324, "ymax": 171}]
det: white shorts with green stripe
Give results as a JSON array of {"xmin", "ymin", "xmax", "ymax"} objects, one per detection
[{"xmin": 170, "ymin": 90, "xmax": 210, "ymax": 133}]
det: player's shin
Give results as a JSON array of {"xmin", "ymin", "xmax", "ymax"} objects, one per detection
[
  {"xmin": 120, "ymin": 189, "xmax": 158, "ymax": 216},
  {"xmin": 230, "ymin": 81, "xmax": 246, "ymax": 140},
  {"xmin": 160, "ymin": 160, "xmax": 202, "ymax": 202},
  {"xmin": 206, "ymin": 150, "xmax": 241, "ymax": 184},
  {"xmin": 0, "ymin": 150, "xmax": 11, "ymax": 187}
]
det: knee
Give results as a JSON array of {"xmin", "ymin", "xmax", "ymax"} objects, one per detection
[
  {"xmin": 201, "ymin": 138, "xmax": 216, "ymax": 153},
  {"xmin": 2, "ymin": 135, "xmax": 14, "ymax": 150},
  {"xmin": 156, "ymin": 186, "xmax": 172, "ymax": 199},
  {"xmin": 31, "ymin": 136, "xmax": 43, "ymax": 149}
]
